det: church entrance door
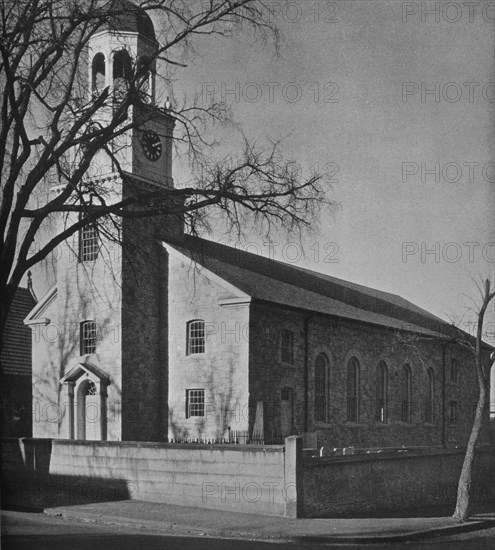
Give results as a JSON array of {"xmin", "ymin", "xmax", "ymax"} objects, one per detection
[{"xmin": 76, "ymin": 378, "xmax": 100, "ymax": 440}]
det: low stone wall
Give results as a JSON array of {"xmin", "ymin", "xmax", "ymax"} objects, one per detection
[
  {"xmin": 303, "ymin": 446, "xmax": 495, "ymax": 517},
  {"xmin": 2, "ymin": 437, "xmax": 302, "ymax": 517},
  {"xmin": 3, "ymin": 438, "xmax": 493, "ymax": 518}
]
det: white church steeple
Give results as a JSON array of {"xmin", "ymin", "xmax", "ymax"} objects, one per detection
[{"xmin": 86, "ymin": 0, "xmax": 174, "ymax": 187}]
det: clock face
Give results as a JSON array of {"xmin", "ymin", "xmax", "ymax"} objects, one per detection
[{"xmin": 140, "ymin": 130, "xmax": 162, "ymax": 161}]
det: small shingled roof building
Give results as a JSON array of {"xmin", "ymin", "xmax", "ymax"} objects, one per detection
[{"xmin": 1, "ymin": 286, "xmax": 36, "ymax": 437}]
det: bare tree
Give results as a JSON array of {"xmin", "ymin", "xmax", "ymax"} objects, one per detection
[
  {"xmin": 0, "ymin": 0, "xmax": 325, "ymax": 340},
  {"xmin": 452, "ymin": 279, "xmax": 494, "ymax": 522}
]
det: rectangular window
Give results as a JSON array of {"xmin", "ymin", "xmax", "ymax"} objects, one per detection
[
  {"xmin": 187, "ymin": 320, "xmax": 205, "ymax": 355},
  {"xmin": 186, "ymin": 389, "xmax": 205, "ymax": 418},
  {"xmin": 79, "ymin": 221, "xmax": 99, "ymax": 262},
  {"xmin": 80, "ymin": 321, "xmax": 97, "ymax": 355},
  {"xmin": 281, "ymin": 330, "xmax": 294, "ymax": 364}
]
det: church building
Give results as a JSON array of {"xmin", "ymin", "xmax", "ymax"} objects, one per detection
[{"xmin": 24, "ymin": 1, "xmax": 491, "ymax": 450}]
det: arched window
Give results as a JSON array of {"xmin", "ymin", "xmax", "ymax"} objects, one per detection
[
  {"xmin": 186, "ymin": 320, "xmax": 205, "ymax": 355},
  {"xmin": 448, "ymin": 401, "xmax": 458, "ymax": 424},
  {"xmin": 80, "ymin": 321, "xmax": 97, "ymax": 355},
  {"xmin": 91, "ymin": 53, "xmax": 105, "ymax": 93},
  {"xmin": 401, "ymin": 364, "xmax": 412, "ymax": 423},
  {"xmin": 281, "ymin": 330, "xmax": 294, "ymax": 364},
  {"xmin": 375, "ymin": 361, "xmax": 388, "ymax": 422},
  {"xmin": 450, "ymin": 358, "xmax": 458, "ymax": 384},
  {"xmin": 86, "ymin": 380, "xmax": 97, "ymax": 395},
  {"xmin": 425, "ymin": 368, "xmax": 435, "ymax": 423},
  {"xmin": 346, "ymin": 357, "xmax": 360, "ymax": 422},
  {"xmin": 137, "ymin": 55, "xmax": 152, "ymax": 101},
  {"xmin": 113, "ymin": 49, "xmax": 132, "ymax": 102},
  {"xmin": 113, "ymin": 49, "xmax": 132, "ymax": 81},
  {"xmin": 314, "ymin": 353, "xmax": 328, "ymax": 422}
]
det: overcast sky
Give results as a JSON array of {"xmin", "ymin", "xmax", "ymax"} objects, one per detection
[{"xmin": 169, "ymin": 0, "xmax": 495, "ymax": 333}]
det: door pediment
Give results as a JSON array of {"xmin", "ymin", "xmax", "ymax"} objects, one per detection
[{"xmin": 60, "ymin": 360, "xmax": 109, "ymax": 386}]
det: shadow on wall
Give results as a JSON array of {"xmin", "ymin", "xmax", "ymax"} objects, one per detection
[
  {"xmin": 32, "ymin": 274, "xmax": 121, "ymax": 437},
  {"xmin": 167, "ymin": 358, "xmax": 242, "ymax": 442},
  {"xmin": 3, "ymin": 471, "xmax": 135, "ymax": 511},
  {"xmin": 2, "ymin": 438, "xmax": 134, "ymax": 511}
]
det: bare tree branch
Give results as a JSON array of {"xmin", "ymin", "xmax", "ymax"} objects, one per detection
[{"xmin": 0, "ymin": 0, "xmax": 327, "ymax": 340}]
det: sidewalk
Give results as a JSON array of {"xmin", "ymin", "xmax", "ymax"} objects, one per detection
[{"xmin": 43, "ymin": 500, "xmax": 495, "ymax": 543}]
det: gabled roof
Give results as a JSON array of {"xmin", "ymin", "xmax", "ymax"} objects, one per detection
[
  {"xmin": 163, "ymin": 234, "xmax": 470, "ymax": 341},
  {"xmin": 1, "ymin": 288, "xmax": 37, "ymax": 376},
  {"xmin": 24, "ymin": 285, "xmax": 57, "ymax": 326},
  {"xmin": 60, "ymin": 360, "xmax": 110, "ymax": 385}
]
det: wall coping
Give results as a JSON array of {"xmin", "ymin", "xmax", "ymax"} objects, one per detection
[
  {"xmin": 304, "ymin": 445, "xmax": 494, "ymax": 468},
  {"xmin": 2, "ymin": 438, "xmax": 285, "ymax": 453}
]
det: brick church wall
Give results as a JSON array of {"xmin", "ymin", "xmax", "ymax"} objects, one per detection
[
  {"xmin": 249, "ymin": 303, "xmax": 488, "ymax": 448},
  {"xmin": 248, "ymin": 304, "xmax": 307, "ymax": 441}
]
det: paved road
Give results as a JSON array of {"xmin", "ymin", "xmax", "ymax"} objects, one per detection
[
  {"xmin": 3, "ymin": 511, "xmax": 282, "ymax": 550},
  {"xmin": 2, "ymin": 511, "xmax": 495, "ymax": 549}
]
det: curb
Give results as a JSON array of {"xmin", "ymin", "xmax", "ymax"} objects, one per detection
[
  {"xmin": 295, "ymin": 519, "xmax": 495, "ymax": 544},
  {"xmin": 43, "ymin": 509, "xmax": 209, "ymax": 537},
  {"xmin": 43, "ymin": 508, "xmax": 495, "ymax": 543}
]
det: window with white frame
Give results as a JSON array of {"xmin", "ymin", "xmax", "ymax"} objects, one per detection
[
  {"xmin": 186, "ymin": 320, "xmax": 205, "ymax": 355},
  {"xmin": 186, "ymin": 389, "xmax": 205, "ymax": 418},
  {"xmin": 79, "ymin": 221, "xmax": 99, "ymax": 262},
  {"xmin": 80, "ymin": 321, "xmax": 97, "ymax": 355},
  {"xmin": 281, "ymin": 330, "xmax": 294, "ymax": 364}
]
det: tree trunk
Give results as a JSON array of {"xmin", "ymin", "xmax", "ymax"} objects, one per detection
[
  {"xmin": 452, "ymin": 279, "xmax": 494, "ymax": 522},
  {"xmin": 452, "ymin": 387, "xmax": 487, "ymax": 521}
]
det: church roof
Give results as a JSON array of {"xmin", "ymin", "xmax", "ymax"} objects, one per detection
[
  {"xmin": 164, "ymin": 234, "xmax": 471, "ymax": 341},
  {"xmin": 1, "ymin": 288, "xmax": 36, "ymax": 376},
  {"xmin": 102, "ymin": 0, "xmax": 156, "ymax": 41}
]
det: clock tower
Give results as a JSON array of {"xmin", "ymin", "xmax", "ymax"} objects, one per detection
[
  {"xmin": 87, "ymin": 0, "xmax": 175, "ymax": 189},
  {"xmin": 35, "ymin": 0, "xmax": 181, "ymax": 443}
]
